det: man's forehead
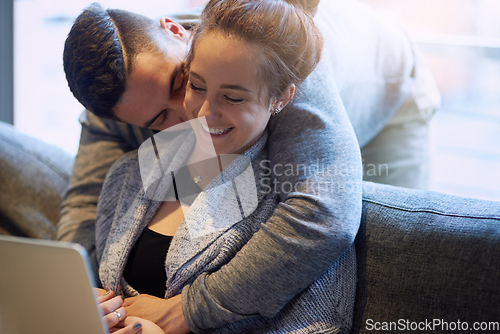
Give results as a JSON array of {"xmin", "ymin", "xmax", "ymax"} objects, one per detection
[{"xmin": 133, "ymin": 52, "xmax": 173, "ymax": 71}]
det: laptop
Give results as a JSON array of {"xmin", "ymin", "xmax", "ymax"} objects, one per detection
[{"xmin": 0, "ymin": 235, "xmax": 108, "ymax": 334}]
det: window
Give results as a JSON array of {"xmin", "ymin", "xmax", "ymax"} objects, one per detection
[{"xmin": 364, "ymin": 0, "xmax": 500, "ymax": 200}]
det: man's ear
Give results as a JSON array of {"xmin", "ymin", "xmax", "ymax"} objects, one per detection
[
  {"xmin": 272, "ymin": 84, "xmax": 296, "ymax": 111},
  {"xmin": 159, "ymin": 17, "xmax": 187, "ymax": 41}
]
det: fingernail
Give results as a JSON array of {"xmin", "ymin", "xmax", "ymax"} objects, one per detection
[
  {"xmin": 104, "ymin": 290, "xmax": 111, "ymax": 296},
  {"xmin": 133, "ymin": 322, "xmax": 142, "ymax": 330}
]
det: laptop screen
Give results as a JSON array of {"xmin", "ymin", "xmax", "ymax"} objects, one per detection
[{"xmin": 0, "ymin": 235, "xmax": 108, "ymax": 334}]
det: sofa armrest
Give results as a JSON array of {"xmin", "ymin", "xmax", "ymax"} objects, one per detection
[{"xmin": 353, "ymin": 182, "xmax": 500, "ymax": 333}]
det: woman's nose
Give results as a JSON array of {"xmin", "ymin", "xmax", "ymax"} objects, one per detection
[{"xmin": 197, "ymin": 99, "xmax": 219, "ymax": 121}]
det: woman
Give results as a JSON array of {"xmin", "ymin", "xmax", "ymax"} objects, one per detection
[{"xmin": 96, "ymin": 0, "xmax": 356, "ymax": 333}]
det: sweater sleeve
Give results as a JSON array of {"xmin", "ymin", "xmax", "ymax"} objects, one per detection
[
  {"xmin": 182, "ymin": 53, "xmax": 363, "ymax": 331},
  {"xmin": 94, "ymin": 150, "xmax": 142, "ymax": 266},
  {"xmin": 57, "ymin": 111, "xmax": 152, "ymax": 277}
]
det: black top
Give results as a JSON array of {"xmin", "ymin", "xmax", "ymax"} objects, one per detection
[
  {"xmin": 123, "ymin": 166, "xmax": 203, "ymax": 297},
  {"xmin": 123, "ymin": 228, "xmax": 173, "ymax": 298}
]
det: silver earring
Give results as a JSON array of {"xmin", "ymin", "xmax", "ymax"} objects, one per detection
[{"xmin": 272, "ymin": 108, "xmax": 281, "ymax": 116}]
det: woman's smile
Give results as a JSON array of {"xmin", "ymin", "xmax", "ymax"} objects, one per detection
[{"xmin": 201, "ymin": 123, "xmax": 234, "ymax": 136}]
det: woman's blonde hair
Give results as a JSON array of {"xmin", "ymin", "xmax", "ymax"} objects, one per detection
[{"xmin": 187, "ymin": 0, "xmax": 323, "ymax": 102}]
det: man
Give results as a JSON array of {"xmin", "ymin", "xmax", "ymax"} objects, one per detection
[{"xmin": 0, "ymin": 0, "xmax": 439, "ymax": 332}]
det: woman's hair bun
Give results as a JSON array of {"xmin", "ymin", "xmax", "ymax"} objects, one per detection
[
  {"xmin": 284, "ymin": 0, "xmax": 319, "ymax": 16},
  {"xmin": 190, "ymin": 0, "xmax": 323, "ymax": 101}
]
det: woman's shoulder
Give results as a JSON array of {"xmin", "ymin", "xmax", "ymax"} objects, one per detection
[
  {"xmin": 101, "ymin": 150, "xmax": 141, "ymax": 196},
  {"xmin": 108, "ymin": 150, "xmax": 140, "ymax": 177}
]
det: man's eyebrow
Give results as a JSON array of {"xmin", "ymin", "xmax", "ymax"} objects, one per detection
[
  {"xmin": 169, "ymin": 65, "xmax": 177, "ymax": 93},
  {"xmin": 142, "ymin": 66, "xmax": 178, "ymax": 128},
  {"xmin": 189, "ymin": 71, "xmax": 252, "ymax": 93}
]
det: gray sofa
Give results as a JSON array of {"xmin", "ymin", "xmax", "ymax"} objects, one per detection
[
  {"xmin": 353, "ymin": 182, "xmax": 500, "ymax": 333},
  {"xmin": 1, "ymin": 120, "xmax": 499, "ymax": 332}
]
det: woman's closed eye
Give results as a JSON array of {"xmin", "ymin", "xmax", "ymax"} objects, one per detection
[
  {"xmin": 189, "ymin": 82, "xmax": 205, "ymax": 93},
  {"xmin": 225, "ymin": 96, "xmax": 245, "ymax": 104},
  {"xmin": 189, "ymin": 81, "xmax": 245, "ymax": 104}
]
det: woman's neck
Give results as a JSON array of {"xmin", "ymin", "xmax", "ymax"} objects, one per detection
[{"xmin": 186, "ymin": 145, "xmax": 238, "ymax": 189}]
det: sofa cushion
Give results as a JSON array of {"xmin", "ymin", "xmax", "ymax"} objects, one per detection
[{"xmin": 353, "ymin": 182, "xmax": 500, "ymax": 333}]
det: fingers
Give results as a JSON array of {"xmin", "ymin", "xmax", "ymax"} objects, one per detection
[
  {"xmin": 94, "ymin": 287, "xmax": 109, "ymax": 297},
  {"xmin": 110, "ymin": 317, "xmax": 143, "ymax": 334},
  {"xmin": 96, "ymin": 290, "xmax": 114, "ymax": 304},
  {"xmin": 110, "ymin": 322, "xmax": 142, "ymax": 334},
  {"xmin": 99, "ymin": 295, "xmax": 127, "ymax": 329},
  {"xmin": 103, "ymin": 305, "xmax": 127, "ymax": 329},
  {"xmin": 100, "ymin": 295, "xmax": 123, "ymax": 314}
]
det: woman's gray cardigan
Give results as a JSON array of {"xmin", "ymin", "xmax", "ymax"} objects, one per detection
[{"xmin": 95, "ymin": 131, "xmax": 356, "ymax": 334}]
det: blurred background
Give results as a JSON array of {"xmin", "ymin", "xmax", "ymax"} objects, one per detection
[
  {"xmin": 365, "ymin": 0, "xmax": 500, "ymax": 201},
  {"xmin": 2, "ymin": 0, "xmax": 499, "ymax": 201}
]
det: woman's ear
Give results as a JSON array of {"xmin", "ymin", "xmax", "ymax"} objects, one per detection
[
  {"xmin": 272, "ymin": 84, "xmax": 296, "ymax": 112},
  {"xmin": 159, "ymin": 17, "xmax": 187, "ymax": 41}
]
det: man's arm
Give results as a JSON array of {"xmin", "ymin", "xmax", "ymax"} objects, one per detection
[{"xmin": 57, "ymin": 110, "xmax": 153, "ymax": 277}]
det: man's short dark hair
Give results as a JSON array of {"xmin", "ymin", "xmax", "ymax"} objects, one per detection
[{"xmin": 63, "ymin": 3, "xmax": 168, "ymax": 119}]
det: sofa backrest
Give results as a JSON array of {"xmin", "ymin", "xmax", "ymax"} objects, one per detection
[{"xmin": 353, "ymin": 182, "xmax": 500, "ymax": 333}]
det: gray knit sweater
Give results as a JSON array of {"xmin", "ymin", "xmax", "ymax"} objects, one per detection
[{"xmin": 95, "ymin": 130, "xmax": 356, "ymax": 333}]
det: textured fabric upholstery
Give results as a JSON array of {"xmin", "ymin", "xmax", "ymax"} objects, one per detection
[
  {"xmin": 0, "ymin": 122, "xmax": 73, "ymax": 238},
  {"xmin": 353, "ymin": 182, "xmax": 500, "ymax": 333}
]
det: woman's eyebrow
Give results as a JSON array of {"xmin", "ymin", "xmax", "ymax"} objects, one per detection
[
  {"xmin": 189, "ymin": 71, "xmax": 252, "ymax": 93},
  {"xmin": 189, "ymin": 71, "xmax": 205, "ymax": 84},
  {"xmin": 220, "ymin": 83, "xmax": 252, "ymax": 93}
]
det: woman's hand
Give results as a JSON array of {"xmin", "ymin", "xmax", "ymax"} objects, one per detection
[
  {"xmin": 94, "ymin": 289, "xmax": 163, "ymax": 333},
  {"xmin": 123, "ymin": 294, "xmax": 190, "ymax": 334},
  {"xmin": 95, "ymin": 289, "xmax": 127, "ymax": 329},
  {"xmin": 111, "ymin": 316, "xmax": 163, "ymax": 334}
]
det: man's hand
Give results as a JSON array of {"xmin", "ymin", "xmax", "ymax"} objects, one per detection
[{"xmin": 123, "ymin": 294, "xmax": 190, "ymax": 334}]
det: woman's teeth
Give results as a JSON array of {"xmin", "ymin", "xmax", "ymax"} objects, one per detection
[{"xmin": 201, "ymin": 124, "xmax": 232, "ymax": 135}]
